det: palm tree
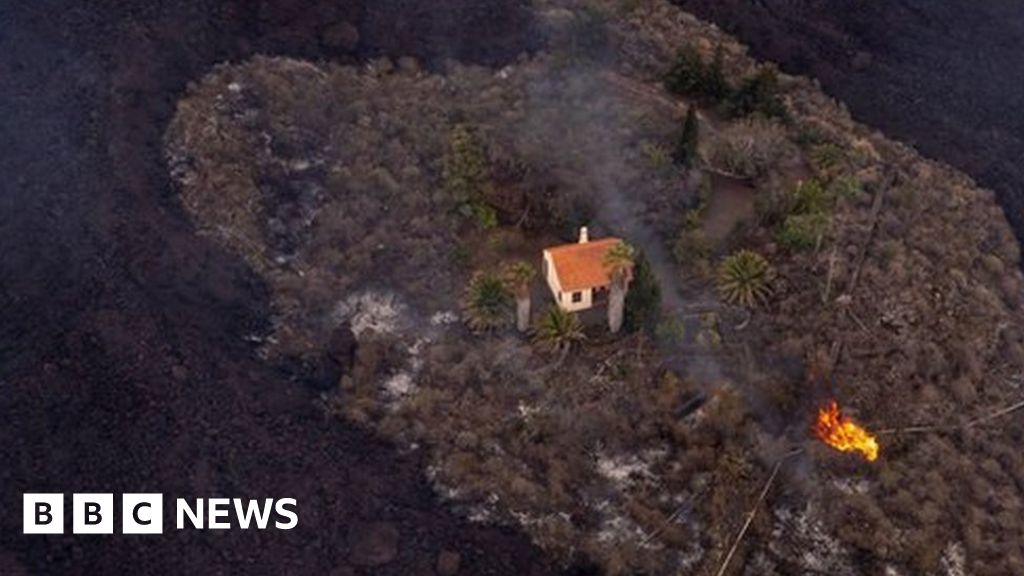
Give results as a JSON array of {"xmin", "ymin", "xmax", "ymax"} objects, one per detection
[
  {"xmin": 462, "ymin": 271, "xmax": 512, "ymax": 333},
  {"xmin": 717, "ymin": 249, "xmax": 774, "ymax": 308},
  {"xmin": 603, "ymin": 241, "xmax": 635, "ymax": 334},
  {"xmin": 532, "ymin": 305, "xmax": 585, "ymax": 363},
  {"xmin": 503, "ymin": 260, "xmax": 536, "ymax": 333}
]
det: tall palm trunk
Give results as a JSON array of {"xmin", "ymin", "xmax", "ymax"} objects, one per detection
[
  {"xmin": 609, "ymin": 280, "xmax": 626, "ymax": 333},
  {"xmin": 515, "ymin": 289, "xmax": 531, "ymax": 333}
]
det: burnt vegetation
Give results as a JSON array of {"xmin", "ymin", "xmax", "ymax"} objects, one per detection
[{"xmin": 165, "ymin": 0, "xmax": 1024, "ymax": 574}]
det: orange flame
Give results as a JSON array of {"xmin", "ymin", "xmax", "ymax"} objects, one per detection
[{"xmin": 814, "ymin": 401, "xmax": 879, "ymax": 462}]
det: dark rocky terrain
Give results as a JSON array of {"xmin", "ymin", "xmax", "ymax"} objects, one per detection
[
  {"xmin": 675, "ymin": 0, "xmax": 1024, "ymax": 243},
  {"xmin": 0, "ymin": 1, "xmax": 556, "ymax": 574}
]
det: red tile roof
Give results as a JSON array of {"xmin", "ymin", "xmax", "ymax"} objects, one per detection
[{"xmin": 545, "ymin": 237, "xmax": 623, "ymax": 292}]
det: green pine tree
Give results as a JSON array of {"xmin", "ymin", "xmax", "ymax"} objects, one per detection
[
  {"xmin": 673, "ymin": 106, "xmax": 700, "ymax": 168},
  {"xmin": 443, "ymin": 124, "xmax": 497, "ymax": 228},
  {"xmin": 623, "ymin": 251, "xmax": 662, "ymax": 333}
]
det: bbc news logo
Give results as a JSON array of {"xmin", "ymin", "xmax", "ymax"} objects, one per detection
[{"xmin": 24, "ymin": 494, "xmax": 297, "ymax": 534}]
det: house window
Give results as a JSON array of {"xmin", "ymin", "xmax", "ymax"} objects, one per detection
[{"xmin": 572, "ymin": 291, "xmax": 583, "ymax": 303}]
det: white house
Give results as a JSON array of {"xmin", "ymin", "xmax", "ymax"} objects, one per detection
[{"xmin": 542, "ymin": 227, "xmax": 625, "ymax": 312}]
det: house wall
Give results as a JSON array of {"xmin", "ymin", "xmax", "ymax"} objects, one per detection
[
  {"xmin": 561, "ymin": 287, "xmax": 594, "ymax": 312},
  {"xmin": 542, "ymin": 250, "xmax": 594, "ymax": 312}
]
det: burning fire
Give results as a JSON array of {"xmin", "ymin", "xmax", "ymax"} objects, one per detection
[{"xmin": 814, "ymin": 401, "xmax": 879, "ymax": 462}]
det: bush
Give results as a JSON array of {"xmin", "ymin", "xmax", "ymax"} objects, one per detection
[
  {"xmin": 674, "ymin": 227, "xmax": 711, "ymax": 265},
  {"xmin": 725, "ymin": 66, "xmax": 785, "ymax": 119},
  {"xmin": 828, "ymin": 175, "xmax": 863, "ymax": 200},
  {"xmin": 664, "ymin": 45, "xmax": 705, "ymax": 98},
  {"xmin": 664, "ymin": 44, "xmax": 731, "ymax": 103},
  {"xmin": 790, "ymin": 178, "xmax": 831, "ymax": 215},
  {"xmin": 655, "ymin": 317, "xmax": 686, "ymax": 343},
  {"xmin": 811, "ymin": 143, "xmax": 846, "ymax": 179},
  {"xmin": 565, "ymin": 7, "xmax": 612, "ymax": 62},
  {"xmin": 704, "ymin": 46, "xmax": 730, "ymax": 102},
  {"xmin": 708, "ymin": 117, "xmax": 793, "ymax": 178},
  {"xmin": 639, "ymin": 141, "xmax": 671, "ymax": 170},
  {"xmin": 775, "ymin": 179, "xmax": 835, "ymax": 250},
  {"xmin": 779, "ymin": 212, "xmax": 828, "ymax": 250},
  {"xmin": 681, "ymin": 176, "xmax": 711, "ymax": 231}
]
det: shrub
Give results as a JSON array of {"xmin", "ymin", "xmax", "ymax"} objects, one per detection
[
  {"xmin": 790, "ymin": 178, "xmax": 831, "ymax": 215},
  {"xmin": 565, "ymin": 7, "xmax": 612, "ymax": 62},
  {"xmin": 811, "ymin": 143, "xmax": 846, "ymax": 179},
  {"xmin": 462, "ymin": 271, "xmax": 512, "ymax": 332},
  {"xmin": 704, "ymin": 46, "xmax": 730, "ymax": 102},
  {"xmin": 779, "ymin": 212, "xmax": 828, "ymax": 250},
  {"xmin": 726, "ymin": 66, "xmax": 786, "ymax": 119},
  {"xmin": 655, "ymin": 317, "xmax": 686, "ymax": 343},
  {"xmin": 696, "ymin": 312, "xmax": 722, "ymax": 347},
  {"xmin": 682, "ymin": 208, "xmax": 703, "ymax": 232},
  {"xmin": 774, "ymin": 179, "xmax": 836, "ymax": 250},
  {"xmin": 665, "ymin": 44, "xmax": 732, "ymax": 103},
  {"xmin": 717, "ymin": 249, "xmax": 774, "ymax": 307},
  {"xmin": 640, "ymin": 141, "xmax": 671, "ymax": 170},
  {"xmin": 708, "ymin": 117, "xmax": 793, "ymax": 178},
  {"xmin": 664, "ymin": 45, "xmax": 705, "ymax": 97},
  {"xmin": 681, "ymin": 177, "xmax": 711, "ymax": 231},
  {"xmin": 828, "ymin": 174, "xmax": 863, "ymax": 200},
  {"xmin": 674, "ymin": 227, "xmax": 711, "ymax": 264},
  {"xmin": 469, "ymin": 203, "xmax": 498, "ymax": 229},
  {"xmin": 754, "ymin": 183, "xmax": 792, "ymax": 228}
]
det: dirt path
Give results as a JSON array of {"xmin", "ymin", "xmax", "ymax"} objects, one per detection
[
  {"xmin": 0, "ymin": 2, "xmax": 560, "ymax": 574},
  {"xmin": 702, "ymin": 174, "xmax": 755, "ymax": 247}
]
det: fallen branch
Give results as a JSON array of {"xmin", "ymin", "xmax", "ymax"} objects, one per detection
[
  {"xmin": 877, "ymin": 398, "xmax": 1024, "ymax": 435},
  {"xmin": 641, "ymin": 490, "xmax": 702, "ymax": 547},
  {"xmin": 821, "ymin": 244, "xmax": 838, "ymax": 304},
  {"xmin": 713, "ymin": 448, "xmax": 803, "ymax": 576},
  {"xmin": 844, "ymin": 308, "xmax": 870, "ymax": 334},
  {"xmin": 846, "ymin": 177, "xmax": 888, "ymax": 297},
  {"xmin": 733, "ymin": 308, "xmax": 752, "ymax": 331}
]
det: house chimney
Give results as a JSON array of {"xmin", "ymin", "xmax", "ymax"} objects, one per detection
[{"xmin": 579, "ymin": 226, "xmax": 589, "ymax": 244}]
